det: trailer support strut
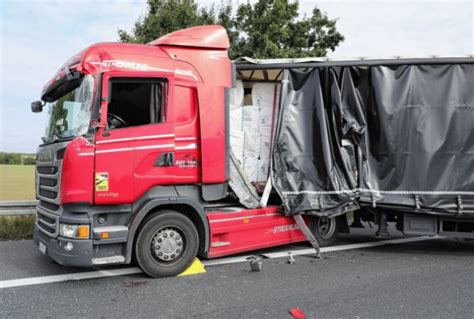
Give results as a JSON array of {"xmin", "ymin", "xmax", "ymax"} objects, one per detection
[
  {"xmin": 376, "ymin": 211, "xmax": 390, "ymax": 238},
  {"xmin": 293, "ymin": 214, "xmax": 321, "ymax": 258}
]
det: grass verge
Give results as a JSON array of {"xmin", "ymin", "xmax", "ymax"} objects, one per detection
[
  {"xmin": 0, "ymin": 164, "xmax": 36, "ymax": 200},
  {"xmin": 0, "ymin": 215, "xmax": 35, "ymax": 240}
]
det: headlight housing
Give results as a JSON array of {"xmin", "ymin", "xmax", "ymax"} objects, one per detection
[{"xmin": 59, "ymin": 224, "xmax": 90, "ymax": 239}]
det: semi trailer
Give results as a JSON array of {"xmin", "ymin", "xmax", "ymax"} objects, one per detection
[{"xmin": 31, "ymin": 25, "xmax": 474, "ymax": 277}]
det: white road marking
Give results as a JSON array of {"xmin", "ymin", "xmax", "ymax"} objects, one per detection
[
  {"xmin": 0, "ymin": 268, "xmax": 142, "ymax": 289},
  {"xmin": 203, "ymin": 235, "xmax": 443, "ymax": 266},
  {"xmin": 0, "ymin": 236, "xmax": 441, "ymax": 289}
]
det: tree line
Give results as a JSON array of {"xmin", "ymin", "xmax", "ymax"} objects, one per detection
[
  {"xmin": 119, "ymin": 0, "xmax": 344, "ymax": 59},
  {"xmin": 0, "ymin": 153, "xmax": 36, "ymax": 165}
]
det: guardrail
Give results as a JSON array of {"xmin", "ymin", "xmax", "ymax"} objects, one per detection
[{"xmin": 0, "ymin": 201, "xmax": 38, "ymax": 216}]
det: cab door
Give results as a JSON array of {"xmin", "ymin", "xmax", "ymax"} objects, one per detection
[{"xmin": 94, "ymin": 71, "xmax": 175, "ymax": 205}]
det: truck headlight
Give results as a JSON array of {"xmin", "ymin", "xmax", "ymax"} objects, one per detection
[{"xmin": 59, "ymin": 224, "xmax": 90, "ymax": 239}]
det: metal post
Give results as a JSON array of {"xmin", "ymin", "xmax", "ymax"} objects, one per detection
[
  {"xmin": 351, "ymin": 211, "xmax": 364, "ymax": 228},
  {"xmin": 293, "ymin": 214, "xmax": 321, "ymax": 258},
  {"xmin": 375, "ymin": 211, "xmax": 390, "ymax": 238}
]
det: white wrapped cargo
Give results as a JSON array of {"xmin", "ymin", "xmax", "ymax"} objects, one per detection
[
  {"xmin": 258, "ymin": 113, "xmax": 273, "ymax": 137},
  {"xmin": 230, "ymin": 83, "xmax": 279, "ymax": 188},
  {"xmin": 243, "ymin": 158, "xmax": 258, "ymax": 182},
  {"xmin": 230, "ymin": 130, "xmax": 245, "ymax": 162},
  {"xmin": 243, "ymin": 132, "xmax": 261, "ymax": 159},
  {"xmin": 259, "ymin": 134, "xmax": 272, "ymax": 161},
  {"xmin": 252, "ymin": 83, "xmax": 276, "ymax": 108},
  {"xmin": 229, "ymin": 80, "xmax": 244, "ymax": 106},
  {"xmin": 257, "ymin": 159, "xmax": 270, "ymax": 182},
  {"xmin": 230, "ymin": 105, "xmax": 243, "ymax": 133},
  {"xmin": 242, "ymin": 105, "xmax": 260, "ymax": 134},
  {"xmin": 252, "ymin": 83, "xmax": 278, "ymax": 137}
]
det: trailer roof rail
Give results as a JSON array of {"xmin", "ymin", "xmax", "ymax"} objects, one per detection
[{"xmin": 234, "ymin": 55, "xmax": 474, "ymax": 70}]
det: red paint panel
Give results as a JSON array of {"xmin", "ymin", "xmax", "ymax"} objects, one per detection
[
  {"xmin": 149, "ymin": 25, "xmax": 230, "ymax": 49},
  {"xmin": 174, "ymin": 85, "xmax": 200, "ymax": 183},
  {"xmin": 94, "ymin": 71, "xmax": 177, "ymax": 205},
  {"xmin": 60, "ymin": 137, "xmax": 94, "ymax": 204},
  {"xmin": 160, "ymin": 45, "xmax": 231, "ymax": 184},
  {"xmin": 207, "ymin": 206, "xmax": 307, "ymax": 258},
  {"xmin": 94, "ymin": 131, "xmax": 135, "ymax": 205}
]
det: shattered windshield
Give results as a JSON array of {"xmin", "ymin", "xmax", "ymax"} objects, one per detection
[{"xmin": 43, "ymin": 75, "xmax": 94, "ymax": 143}]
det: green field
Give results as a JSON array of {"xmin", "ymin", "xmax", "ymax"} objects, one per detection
[{"xmin": 0, "ymin": 164, "xmax": 36, "ymax": 200}]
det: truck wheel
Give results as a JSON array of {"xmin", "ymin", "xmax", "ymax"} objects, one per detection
[
  {"xmin": 135, "ymin": 211, "xmax": 199, "ymax": 278},
  {"xmin": 311, "ymin": 216, "xmax": 339, "ymax": 247}
]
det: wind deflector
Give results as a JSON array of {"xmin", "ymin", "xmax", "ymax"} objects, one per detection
[
  {"xmin": 149, "ymin": 25, "xmax": 229, "ymax": 50},
  {"xmin": 272, "ymin": 63, "xmax": 474, "ymax": 216}
]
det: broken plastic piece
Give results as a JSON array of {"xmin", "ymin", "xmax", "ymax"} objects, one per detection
[
  {"xmin": 287, "ymin": 252, "xmax": 295, "ymax": 264},
  {"xmin": 289, "ymin": 307, "xmax": 306, "ymax": 319},
  {"xmin": 247, "ymin": 256, "xmax": 262, "ymax": 272}
]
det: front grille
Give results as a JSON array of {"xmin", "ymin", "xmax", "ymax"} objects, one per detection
[
  {"xmin": 39, "ymin": 188, "xmax": 57, "ymax": 199},
  {"xmin": 39, "ymin": 200, "xmax": 60, "ymax": 212},
  {"xmin": 37, "ymin": 163, "xmax": 60, "ymax": 203},
  {"xmin": 39, "ymin": 177, "xmax": 57, "ymax": 187},
  {"xmin": 38, "ymin": 211, "xmax": 55, "ymax": 224},
  {"xmin": 37, "ymin": 166, "xmax": 58, "ymax": 175},
  {"xmin": 36, "ymin": 143, "xmax": 65, "ymax": 207},
  {"xmin": 56, "ymin": 148, "xmax": 66, "ymax": 160},
  {"xmin": 37, "ymin": 209, "xmax": 59, "ymax": 237}
]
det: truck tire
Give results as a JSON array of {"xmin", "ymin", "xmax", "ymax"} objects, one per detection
[
  {"xmin": 135, "ymin": 211, "xmax": 199, "ymax": 278},
  {"xmin": 311, "ymin": 216, "xmax": 340, "ymax": 247}
]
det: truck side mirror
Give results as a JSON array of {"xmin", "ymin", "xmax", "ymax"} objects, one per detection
[{"xmin": 31, "ymin": 100, "xmax": 43, "ymax": 113}]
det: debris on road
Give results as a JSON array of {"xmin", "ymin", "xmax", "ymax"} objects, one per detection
[
  {"xmin": 287, "ymin": 252, "xmax": 295, "ymax": 264},
  {"xmin": 247, "ymin": 256, "xmax": 262, "ymax": 272},
  {"xmin": 121, "ymin": 280, "xmax": 148, "ymax": 288},
  {"xmin": 289, "ymin": 306, "xmax": 306, "ymax": 319}
]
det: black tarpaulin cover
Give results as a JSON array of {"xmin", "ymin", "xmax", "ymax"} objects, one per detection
[{"xmin": 272, "ymin": 63, "xmax": 474, "ymax": 216}]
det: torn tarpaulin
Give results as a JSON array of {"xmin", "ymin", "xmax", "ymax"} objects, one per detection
[{"xmin": 272, "ymin": 63, "xmax": 474, "ymax": 216}]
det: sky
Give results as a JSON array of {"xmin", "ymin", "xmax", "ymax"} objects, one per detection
[{"xmin": 0, "ymin": 0, "xmax": 473, "ymax": 153}]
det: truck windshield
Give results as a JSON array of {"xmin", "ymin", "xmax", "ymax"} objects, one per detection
[{"xmin": 43, "ymin": 75, "xmax": 94, "ymax": 143}]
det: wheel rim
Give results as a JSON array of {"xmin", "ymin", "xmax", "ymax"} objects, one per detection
[
  {"xmin": 150, "ymin": 227, "xmax": 185, "ymax": 264},
  {"xmin": 317, "ymin": 217, "xmax": 336, "ymax": 240}
]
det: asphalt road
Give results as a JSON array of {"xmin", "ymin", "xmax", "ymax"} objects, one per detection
[{"xmin": 0, "ymin": 226, "xmax": 473, "ymax": 318}]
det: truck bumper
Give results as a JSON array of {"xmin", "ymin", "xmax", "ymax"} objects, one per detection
[
  {"xmin": 33, "ymin": 224, "xmax": 128, "ymax": 267},
  {"xmin": 33, "ymin": 226, "xmax": 94, "ymax": 267}
]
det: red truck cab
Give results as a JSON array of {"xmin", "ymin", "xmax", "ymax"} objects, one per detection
[{"xmin": 31, "ymin": 26, "xmax": 328, "ymax": 277}]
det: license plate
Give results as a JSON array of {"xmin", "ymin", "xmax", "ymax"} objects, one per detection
[{"xmin": 39, "ymin": 242, "xmax": 47, "ymax": 255}]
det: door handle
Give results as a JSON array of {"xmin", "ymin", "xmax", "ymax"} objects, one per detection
[{"xmin": 155, "ymin": 152, "xmax": 174, "ymax": 167}]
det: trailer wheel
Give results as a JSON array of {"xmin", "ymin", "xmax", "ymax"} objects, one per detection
[
  {"xmin": 311, "ymin": 216, "xmax": 339, "ymax": 247},
  {"xmin": 135, "ymin": 211, "xmax": 199, "ymax": 278}
]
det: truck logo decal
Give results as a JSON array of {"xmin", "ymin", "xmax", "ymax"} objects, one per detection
[
  {"xmin": 90, "ymin": 60, "xmax": 197, "ymax": 80},
  {"xmin": 176, "ymin": 154, "xmax": 198, "ymax": 168},
  {"xmin": 95, "ymin": 172, "xmax": 109, "ymax": 191},
  {"xmin": 265, "ymin": 224, "xmax": 300, "ymax": 234}
]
